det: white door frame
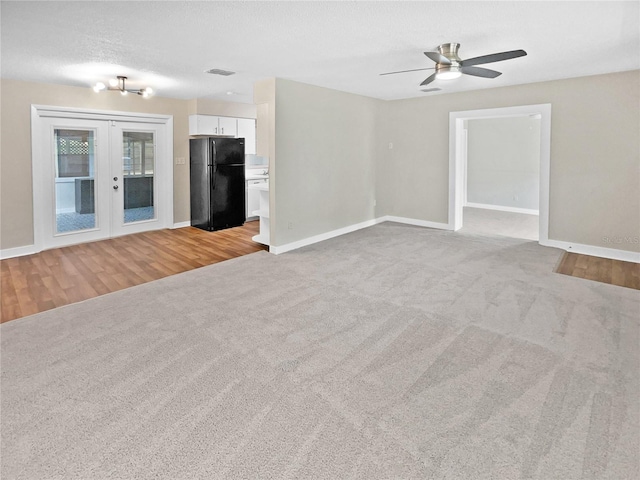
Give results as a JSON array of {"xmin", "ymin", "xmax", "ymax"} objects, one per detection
[
  {"xmin": 31, "ymin": 105, "xmax": 174, "ymax": 252},
  {"xmin": 448, "ymin": 103, "xmax": 552, "ymax": 245}
]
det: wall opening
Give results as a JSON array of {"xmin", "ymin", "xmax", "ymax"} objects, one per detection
[{"xmin": 449, "ymin": 104, "xmax": 552, "ymax": 246}]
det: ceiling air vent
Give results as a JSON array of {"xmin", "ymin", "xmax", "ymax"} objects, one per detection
[
  {"xmin": 205, "ymin": 68, "xmax": 236, "ymax": 76},
  {"xmin": 421, "ymin": 88, "xmax": 441, "ymax": 93}
]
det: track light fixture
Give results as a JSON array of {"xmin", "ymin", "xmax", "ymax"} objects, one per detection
[{"xmin": 92, "ymin": 76, "xmax": 153, "ymax": 97}]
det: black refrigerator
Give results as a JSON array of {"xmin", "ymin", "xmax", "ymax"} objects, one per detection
[{"xmin": 190, "ymin": 137, "xmax": 245, "ymax": 231}]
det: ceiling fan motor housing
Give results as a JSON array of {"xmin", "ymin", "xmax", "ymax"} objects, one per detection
[
  {"xmin": 438, "ymin": 43, "xmax": 462, "ymax": 61},
  {"xmin": 436, "ymin": 43, "xmax": 462, "ymax": 78}
]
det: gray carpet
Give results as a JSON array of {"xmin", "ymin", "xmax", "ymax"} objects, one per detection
[
  {"xmin": 1, "ymin": 223, "xmax": 638, "ymax": 479},
  {"xmin": 461, "ymin": 206, "xmax": 539, "ymax": 241}
]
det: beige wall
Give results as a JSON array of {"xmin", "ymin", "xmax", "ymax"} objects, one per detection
[
  {"xmin": 0, "ymin": 78, "xmax": 257, "ymax": 251},
  {"xmin": 4, "ymin": 71, "xmax": 638, "ymax": 255},
  {"xmin": 271, "ymin": 78, "xmax": 381, "ymax": 246},
  {"xmin": 376, "ymin": 70, "xmax": 640, "ymax": 252},
  {"xmin": 466, "ymin": 116, "xmax": 541, "ymax": 211},
  {"xmin": 188, "ymin": 98, "xmax": 256, "ymax": 118}
]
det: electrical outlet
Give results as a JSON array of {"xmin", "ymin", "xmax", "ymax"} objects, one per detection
[
  {"xmin": 288, "ymin": 222, "xmax": 294, "ymax": 230},
  {"xmin": 175, "ymin": 157, "xmax": 186, "ymax": 165},
  {"xmin": 388, "ymin": 142, "xmax": 393, "ymax": 150}
]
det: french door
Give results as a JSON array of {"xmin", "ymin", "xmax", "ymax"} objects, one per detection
[
  {"xmin": 111, "ymin": 122, "xmax": 164, "ymax": 237},
  {"xmin": 32, "ymin": 106, "xmax": 173, "ymax": 250}
]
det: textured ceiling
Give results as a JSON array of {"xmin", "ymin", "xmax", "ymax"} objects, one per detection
[{"xmin": 1, "ymin": 1, "xmax": 639, "ymax": 103}]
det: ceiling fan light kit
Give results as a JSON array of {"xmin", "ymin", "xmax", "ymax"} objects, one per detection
[
  {"xmin": 92, "ymin": 76, "xmax": 153, "ymax": 97},
  {"xmin": 435, "ymin": 65, "xmax": 462, "ymax": 80},
  {"xmin": 382, "ymin": 42, "xmax": 527, "ymax": 90}
]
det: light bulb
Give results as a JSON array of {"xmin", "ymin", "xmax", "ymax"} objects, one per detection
[
  {"xmin": 145, "ymin": 87, "xmax": 153, "ymax": 95},
  {"xmin": 93, "ymin": 82, "xmax": 106, "ymax": 92},
  {"xmin": 121, "ymin": 90, "xmax": 128, "ymax": 96},
  {"xmin": 109, "ymin": 78, "xmax": 119, "ymax": 87},
  {"xmin": 436, "ymin": 70, "xmax": 462, "ymax": 80}
]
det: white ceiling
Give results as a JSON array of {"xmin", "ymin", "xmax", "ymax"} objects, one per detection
[{"xmin": 2, "ymin": 1, "xmax": 639, "ymax": 104}]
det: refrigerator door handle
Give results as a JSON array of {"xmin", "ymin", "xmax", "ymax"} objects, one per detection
[{"xmin": 211, "ymin": 140, "xmax": 218, "ymax": 190}]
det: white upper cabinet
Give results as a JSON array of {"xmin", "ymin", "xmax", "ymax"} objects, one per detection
[
  {"xmin": 217, "ymin": 116, "xmax": 237, "ymax": 137},
  {"xmin": 236, "ymin": 118, "xmax": 256, "ymax": 155},
  {"xmin": 189, "ymin": 115, "xmax": 237, "ymax": 136},
  {"xmin": 189, "ymin": 115, "xmax": 255, "ymax": 154}
]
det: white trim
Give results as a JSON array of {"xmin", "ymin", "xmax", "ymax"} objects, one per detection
[
  {"xmin": 0, "ymin": 244, "xmax": 37, "ymax": 260},
  {"xmin": 465, "ymin": 202, "xmax": 539, "ymax": 216},
  {"xmin": 32, "ymin": 104, "xmax": 171, "ymax": 123},
  {"xmin": 31, "ymin": 105, "xmax": 174, "ymax": 252},
  {"xmin": 270, "ymin": 216, "xmax": 451, "ymax": 255},
  {"xmin": 270, "ymin": 218, "xmax": 384, "ymax": 254},
  {"xmin": 381, "ymin": 216, "xmax": 451, "ymax": 230},
  {"xmin": 6, "ymin": 218, "xmax": 636, "ymax": 265},
  {"xmin": 449, "ymin": 104, "xmax": 552, "ymax": 243},
  {"xmin": 55, "ymin": 207, "xmax": 76, "ymax": 214},
  {"xmin": 543, "ymin": 239, "xmax": 640, "ymax": 264},
  {"xmin": 31, "ymin": 105, "xmax": 45, "ymax": 253},
  {"xmin": 172, "ymin": 221, "xmax": 191, "ymax": 229}
]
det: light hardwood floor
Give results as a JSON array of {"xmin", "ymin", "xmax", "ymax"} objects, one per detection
[
  {"xmin": 555, "ymin": 252, "xmax": 639, "ymax": 290},
  {"xmin": 1, "ymin": 222, "xmax": 267, "ymax": 323},
  {"xmin": 3, "ymin": 224, "xmax": 638, "ymax": 324}
]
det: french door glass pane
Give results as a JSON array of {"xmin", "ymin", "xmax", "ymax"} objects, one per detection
[
  {"xmin": 122, "ymin": 131, "xmax": 155, "ymax": 223},
  {"xmin": 54, "ymin": 129, "xmax": 96, "ymax": 233}
]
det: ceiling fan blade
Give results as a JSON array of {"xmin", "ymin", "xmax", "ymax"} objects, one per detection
[
  {"xmin": 460, "ymin": 49, "xmax": 527, "ymax": 67},
  {"xmin": 420, "ymin": 72, "xmax": 437, "ymax": 86},
  {"xmin": 460, "ymin": 66, "xmax": 502, "ymax": 78},
  {"xmin": 380, "ymin": 67, "xmax": 435, "ymax": 76},
  {"xmin": 424, "ymin": 51, "xmax": 451, "ymax": 65}
]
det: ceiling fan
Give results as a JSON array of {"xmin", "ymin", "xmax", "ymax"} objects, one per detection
[{"xmin": 381, "ymin": 43, "xmax": 527, "ymax": 87}]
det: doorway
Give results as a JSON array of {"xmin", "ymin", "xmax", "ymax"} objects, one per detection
[
  {"xmin": 31, "ymin": 106, "xmax": 173, "ymax": 251},
  {"xmin": 448, "ymin": 104, "xmax": 551, "ymax": 246},
  {"xmin": 462, "ymin": 115, "xmax": 541, "ymax": 240}
]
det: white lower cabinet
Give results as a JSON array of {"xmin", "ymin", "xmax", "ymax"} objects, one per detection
[
  {"xmin": 246, "ymin": 178, "xmax": 266, "ymax": 219},
  {"xmin": 248, "ymin": 182, "xmax": 269, "ymax": 246}
]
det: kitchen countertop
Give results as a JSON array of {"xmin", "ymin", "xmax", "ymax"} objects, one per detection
[{"xmin": 246, "ymin": 165, "xmax": 269, "ymax": 181}]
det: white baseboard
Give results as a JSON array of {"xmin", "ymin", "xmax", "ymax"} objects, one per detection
[
  {"xmin": 1, "ymin": 244, "xmax": 38, "ymax": 260},
  {"xmin": 9, "ymin": 220, "xmax": 633, "ymax": 266},
  {"xmin": 270, "ymin": 218, "xmax": 385, "ymax": 255},
  {"xmin": 542, "ymin": 239, "xmax": 640, "ymax": 263},
  {"xmin": 270, "ymin": 216, "xmax": 451, "ymax": 255},
  {"xmin": 466, "ymin": 202, "xmax": 539, "ymax": 216},
  {"xmin": 380, "ymin": 215, "xmax": 452, "ymax": 230},
  {"xmin": 171, "ymin": 221, "xmax": 191, "ymax": 229}
]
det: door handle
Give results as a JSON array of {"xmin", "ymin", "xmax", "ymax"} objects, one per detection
[{"xmin": 113, "ymin": 185, "xmax": 119, "ymax": 190}]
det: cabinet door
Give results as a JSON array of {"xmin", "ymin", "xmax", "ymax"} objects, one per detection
[
  {"xmin": 237, "ymin": 118, "xmax": 256, "ymax": 154},
  {"xmin": 218, "ymin": 117, "xmax": 237, "ymax": 137},
  {"xmin": 246, "ymin": 180, "xmax": 263, "ymax": 217},
  {"xmin": 189, "ymin": 115, "xmax": 219, "ymax": 135}
]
